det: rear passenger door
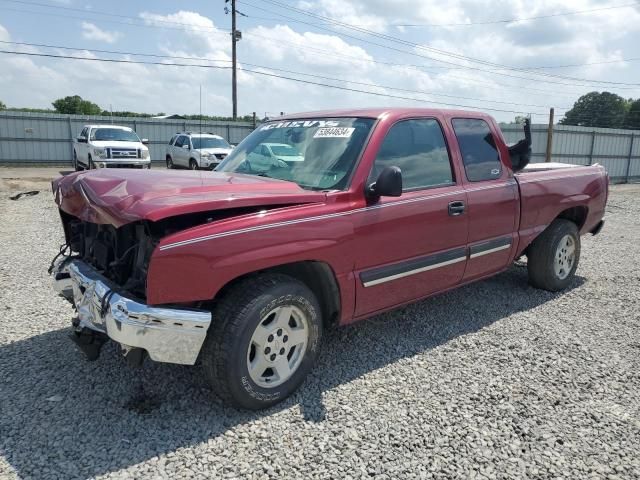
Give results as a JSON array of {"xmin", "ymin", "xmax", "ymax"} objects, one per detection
[
  {"xmin": 353, "ymin": 118, "xmax": 469, "ymax": 317},
  {"xmin": 451, "ymin": 118, "xmax": 519, "ymax": 281}
]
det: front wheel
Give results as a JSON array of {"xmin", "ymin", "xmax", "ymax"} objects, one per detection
[
  {"xmin": 72, "ymin": 150, "xmax": 83, "ymax": 171},
  {"xmin": 202, "ymin": 273, "xmax": 323, "ymax": 410},
  {"xmin": 166, "ymin": 156, "xmax": 173, "ymax": 169},
  {"xmin": 189, "ymin": 159, "xmax": 198, "ymax": 170},
  {"xmin": 88, "ymin": 155, "xmax": 95, "ymax": 170},
  {"xmin": 527, "ymin": 219, "xmax": 581, "ymax": 291}
]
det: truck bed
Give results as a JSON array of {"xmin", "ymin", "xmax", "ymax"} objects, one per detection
[{"xmin": 515, "ymin": 163, "xmax": 608, "ymax": 256}]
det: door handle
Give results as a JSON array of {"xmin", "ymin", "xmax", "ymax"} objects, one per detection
[{"xmin": 448, "ymin": 201, "xmax": 466, "ymax": 216}]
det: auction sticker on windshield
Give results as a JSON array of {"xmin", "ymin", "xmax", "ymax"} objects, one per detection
[{"xmin": 314, "ymin": 127, "xmax": 355, "ymax": 138}]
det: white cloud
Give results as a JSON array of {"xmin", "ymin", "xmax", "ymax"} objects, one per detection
[
  {"xmin": 1, "ymin": 1, "xmax": 640, "ymax": 122},
  {"xmin": 81, "ymin": 22, "xmax": 122, "ymax": 44}
]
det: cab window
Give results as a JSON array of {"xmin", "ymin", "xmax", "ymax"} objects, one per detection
[
  {"xmin": 369, "ymin": 119, "xmax": 454, "ymax": 191},
  {"xmin": 452, "ymin": 118, "xmax": 502, "ymax": 182}
]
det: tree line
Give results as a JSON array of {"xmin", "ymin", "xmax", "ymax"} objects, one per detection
[
  {"xmin": 559, "ymin": 92, "xmax": 640, "ymax": 129},
  {"xmin": 2, "ymin": 92, "xmax": 640, "ymax": 129},
  {"xmin": 0, "ymin": 95, "xmax": 256, "ymax": 122}
]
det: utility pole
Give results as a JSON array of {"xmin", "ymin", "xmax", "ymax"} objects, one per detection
[
  {"xmin": 226, "ymin": 0, "xmax": 240, "ymax": 120},
  {"xmin": 545, "ymin": 107, "xmax": 555, "ymax": 163}
]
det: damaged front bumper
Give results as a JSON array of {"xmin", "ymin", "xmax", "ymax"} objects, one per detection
[{"xmin": 53, "ymin": 259, "xmax": 211, "ymax": 365}]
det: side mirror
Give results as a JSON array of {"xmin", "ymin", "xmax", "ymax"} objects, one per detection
[
  {"xmin": 141, "ymin": 138, "xmax": 149, "ymax": 145},
  {"xmin": 182, "ymin": 144, "xmax": 190, "ymax": 150},
  {"xmin": 366, "ymin": 166, "xmax": 402, "ymax": 200},
  {"xmin": 77, "ymin": 137, "xmax": 87, "ymax": 143}
]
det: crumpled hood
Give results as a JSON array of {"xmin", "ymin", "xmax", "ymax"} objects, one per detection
[{"xmin": 52, "ymin": 169, "xmax": 326, "ymax": 228}]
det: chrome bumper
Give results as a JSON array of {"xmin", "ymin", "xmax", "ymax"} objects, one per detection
[
  {"xmin": 94, "ymin": 160, "xmax": 151, "ymax": 168},
  {"xmin": 53, "ymin": 259, "xmax": 211, "ymax": 365}
]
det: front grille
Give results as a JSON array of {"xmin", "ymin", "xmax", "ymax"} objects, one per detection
[{"xmin": 108, "ymin": 148, "xmax": 138, "ymax": 159}]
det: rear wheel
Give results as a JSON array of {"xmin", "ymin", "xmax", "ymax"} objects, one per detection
[
  {"xmin": 189, "ymin": 159, "xmax": 198, "ymax": 170},
  {"xmin": 166, "ymin": 156, "xmax": 173, "ymax": 169},
  {"xmin": 527, "ymin": 219, "xmax": 581, "ymax": 291},
  {"xmin": 202, "ymin": 273, "xmax": 323, "ymax": 410}
]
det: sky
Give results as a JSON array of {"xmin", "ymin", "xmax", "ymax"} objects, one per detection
[{"xmin": 0, "ymin": 0, "xmax": 639, "ymax": 122}]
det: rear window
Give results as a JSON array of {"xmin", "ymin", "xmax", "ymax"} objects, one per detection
[{"xmin": 452, "ymin": 118, "xmax": 502, "ymax": 182}]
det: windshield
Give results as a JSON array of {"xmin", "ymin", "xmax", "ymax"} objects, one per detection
[
  {"xmin": 216, "ymin": 117, "xmax": 375, "ymax": 190},
  {"xmin": 91, "ymin": 128, "xmax": 140, "ymax": 142},
  {"xmin": 192, "ymin": 137, "xmax": 231, "ymax": 149}
]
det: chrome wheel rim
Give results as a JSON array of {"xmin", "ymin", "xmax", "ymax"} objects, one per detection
[
  {"xmin": 554, "ymin": 234, "xmax": 576, "ymax": 280},
  {"xmin": 246, "ymin": 305, "xmax": 309, "ymax": 388}
]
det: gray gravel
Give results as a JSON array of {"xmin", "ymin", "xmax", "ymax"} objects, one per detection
[{"xmin": 1, "ymin": 174, "xmax": 639, "ymax": 480}]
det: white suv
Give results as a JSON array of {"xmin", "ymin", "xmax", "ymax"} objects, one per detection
[
  {"xmin": 166, "ymin": 132, "xmax": 233, "ymax": 170},
  {"xmin": 73, "ymin": 125, "xmax": 151, "ymax": 170}
]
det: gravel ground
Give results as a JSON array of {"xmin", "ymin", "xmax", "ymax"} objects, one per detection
[{"xmin": 0, "ymin": 174, "xmax": 639, "ymax": 480}]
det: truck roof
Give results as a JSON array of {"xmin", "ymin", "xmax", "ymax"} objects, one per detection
[{"xmin": 277, "ymin": 108, "xmax": 491, "ymax": 120}]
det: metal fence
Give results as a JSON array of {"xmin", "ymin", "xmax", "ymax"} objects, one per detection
[
  {"xmin": 1, "ymin": 111, "xmax": 639, "ymax": 182},
  {"xmin": 0, "ymin": 111, "xmax": 255, "ymax": 166},
  {"xmin": 500, "ymin": 123, "xmax": 640, "ymax": 182}
]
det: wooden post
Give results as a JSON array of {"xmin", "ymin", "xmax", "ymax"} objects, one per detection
[
  {"xmin": 67, "ymin": 116, "xmax": 74, "ymax": 167},
  {"xmin": 625, "ymin": 134, "xmax": 635, "ymax": 183},
  {"xmin": 252, "ymin": 111, "xmax": 256, "ymax": 129},
  {"xmin": 588, "ymin": 131, "xmax": 596, "ymax": 165},
  {"xmin": 545, "ymin": 107, "xmax": 554, "ymax": 163}
]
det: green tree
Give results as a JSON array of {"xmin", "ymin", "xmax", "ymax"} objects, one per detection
[
  {"xmin": 625, "ymin": 99, "xmax": 640, "ymax": 129},
  {"xmin": 52, "ymin": 95, "xmax": 102, "ymax": 115},
  {"xmin": 0, "ymin": 100, "xmax": 6, "ymax": 110},
  {"xmin": 560, "ymin": 91, "xmax": 630, "ymax": 128}
]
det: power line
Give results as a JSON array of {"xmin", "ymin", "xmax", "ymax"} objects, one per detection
[
  {"xmin": 0, "ymin": 49, "xmax": 549, "ymax": 116},
  {"xmin": 391, "ymin": 2, "xmax": 640, "ymax": 27},
  {"xmin": 4, "ymin": 0, "xmax": 639, "ymax": 86},
  {"xmin": 3, "ymin": 0, "xmax": 635, "ymax": 94},
  {"xmin": 0, "ymin": 40, "xmax": 571, "ymax": 110},
  {"xmin": 247, "ymin": 0, "xmax": 640, "ymax": 87},
  {"xmin": 0, "ymin": 7, "xmax": 596, "ymax": 100},
  {"xmin": 0, "ymin": 0, "xmax": 232, "ymax": 32}
]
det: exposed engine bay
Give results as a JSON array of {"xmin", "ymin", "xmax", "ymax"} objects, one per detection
[{"xmin": 59, "ymin": 210, "xmax": 155, "ymax": 299}]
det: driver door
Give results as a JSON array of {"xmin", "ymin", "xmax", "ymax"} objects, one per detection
[{"xmin": 353, "ymin": 118, "xmax": 469, "ymax": 317}]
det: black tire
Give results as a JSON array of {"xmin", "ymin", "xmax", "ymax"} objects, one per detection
[
  {"xmin": 88, "ymin": 155, "xmax": 95, "ymax": 170},
  {"xmin": 189, "ymin": 158, "xmax": 198, "ymax": 170},
  {"xmin": 527, "ymin": 219, "xmax": 581, "ymax": 292},
  {"xmin": 166, "ymin": 156, "xmax": 173, "ymax": 169},
  {"xmin": 73, "ymin": 150, "xmax": 83, "ymax": 171},
  {"xmin": 202, "ymin": 273, "xmax": 323, "ymax": 410}
]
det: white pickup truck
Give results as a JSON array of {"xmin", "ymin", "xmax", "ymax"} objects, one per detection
[{"xmin": 73, "ymin": 125, "xmax": 151, "ymax": 170}]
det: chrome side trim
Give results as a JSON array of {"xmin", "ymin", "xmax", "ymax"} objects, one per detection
[
  {"xmin": 159, "ymin": 181, "xmax": 517, "ymax": 251},
  {"xmin": 362, "ymin": 256, "xmax": 466, "ymax": 287},
  {"xmin": 469, "ymin": 243, "xmax": 511, "ymax": 259}
]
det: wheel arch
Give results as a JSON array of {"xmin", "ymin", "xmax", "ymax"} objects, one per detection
[
  {"xmin": 519, "ymin": 205, "xmax": 588, "ymax": 257},
  {"xmin": 213, "ymin": 261, "xmax": 341, "ymax": 328},
  {"xmin": 556, "ymin": 205, "xmax": 588, "ymax": 231}
]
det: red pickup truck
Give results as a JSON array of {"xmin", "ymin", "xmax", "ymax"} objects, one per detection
[{"xmin": 52, "ymin": 108, "xmax": 607, "ymax": 409}]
